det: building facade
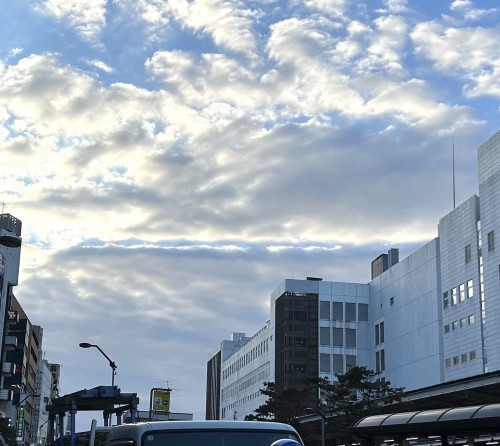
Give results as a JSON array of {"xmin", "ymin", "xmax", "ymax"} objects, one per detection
[{"xmin": 206, "ymin": 130, "xmax": 500, "ymax": 420}]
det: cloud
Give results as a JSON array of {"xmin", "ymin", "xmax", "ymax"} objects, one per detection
[
  {"xmin": 449, "ymin": 0, "xmax": 497, "ymax": 22},
  {"xmin": 1, "ymin": 0, "xmax": 498, "ymax": 425},
  {"xmin": 36, "ymin": 0, "xmax": 107, "ymax": 43},
  {"xmin": 411, "ymin": 21, "xmax": 500, "ymax": 97}
]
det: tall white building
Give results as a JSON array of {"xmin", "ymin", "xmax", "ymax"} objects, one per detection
[{"xmin": 207, "ymin": 130, "xmax": 500, "ymax": 421}]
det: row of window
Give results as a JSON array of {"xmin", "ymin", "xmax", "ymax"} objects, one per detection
[
  {"xmin": 319, "ymin": 302, "xmax": 369, "ymax": 322},
  {"xmin": 445, "ymin": 350, "xmax": 476, "ymax": 367},
  {"xmin": 319, "ymin": 327, "xmax": 357, "ymax": 347},
  {"xmin": 319, "ymin": 353, "xmax": 356, "ymax": 374},
  {"xmin": 221, "ymin": 364, "xmax": 270, "ymax": 401},
  {"xmin": 443, "ymin": 279, "xmax": 474, "ymax": 308},
  {"xmin": 223, "ymin": 338, "xmax": 269, "ymax": 379},
  {"xmin": 444, "ymin": 315, "xmax": 475, "ymax": 333},
  {"xmin": 464, "ymin": 230, "xmax": 495, "ymax": 263},
  {"xmin": 221, "ymin": 390, "xmax": 262, "ymax": 419}
]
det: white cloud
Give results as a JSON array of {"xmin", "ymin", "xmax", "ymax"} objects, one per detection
[
  {"xmin": 448, "ymin": 0, "xmax": 496, "ymax": 22},
  {"xmin": 37, "ymin": 0, "xmax": 107, "ymax": 43},
  {"xmin": 1, "ymin": 0, "xmax": 497, "ymax": 423},
  {"xmin": 88, "ymin": 59, "xmax": 114, "ymax": 73},
  {"xmin": 411, "ymin": 22, "xmax": 500, "ymax": 97}
]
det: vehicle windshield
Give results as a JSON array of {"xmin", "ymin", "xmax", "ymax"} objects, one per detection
[{"xmin": 141, "ymin": 430, "xmax": 301, "ymax": 446}]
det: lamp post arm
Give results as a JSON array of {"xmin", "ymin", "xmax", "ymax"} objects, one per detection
[{"xmin": 94, "ymin": 345, "xmax": 117, "ymax": 370}]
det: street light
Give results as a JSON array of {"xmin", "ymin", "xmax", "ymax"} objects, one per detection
[{"xmin": 79, "ymin": 342, "xmax": 117, "ymax": 386}]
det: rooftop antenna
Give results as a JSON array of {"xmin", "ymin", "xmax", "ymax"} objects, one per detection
[
  {"xmin": 453, "ymin": 141, "xmax": 456, "ymax": 209},
  {"xmin": 0, "ymin": 200, "xmax": 5, "ymax": 214}
]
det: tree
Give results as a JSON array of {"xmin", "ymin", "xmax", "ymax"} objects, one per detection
[
  {"xmin": 317, "ymin": 366, "xmax": 406, "ymax": 444},
  {"xmin": 0, "ymin": 416, "xmax": 16, "ymax": 446},
  {"xmin": 244, "ymin": 381, "xmax": 315, "ymax": 423}
]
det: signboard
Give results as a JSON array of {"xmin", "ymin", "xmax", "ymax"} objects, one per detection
[
  {"xmin": 16, "ymin": 407, "xmax": 25, "ymax": 442},
  {"xmin": 152, "ymin": 389, "xmax": 171, "ymax": 412}
]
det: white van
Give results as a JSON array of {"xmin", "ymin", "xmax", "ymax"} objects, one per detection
[{"xmin": 106, "ymin": 421, "xmax": 303, "ymax": 446}]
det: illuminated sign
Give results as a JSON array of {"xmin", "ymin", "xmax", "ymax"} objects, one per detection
[{"xmin": 16, "ymin": 407, "xmax": 25, "ymax": 441}]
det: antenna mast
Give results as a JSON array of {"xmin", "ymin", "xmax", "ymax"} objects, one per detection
[{"xmin": 453, "ymin": 142, "xmax": 456, "ymax": 209}]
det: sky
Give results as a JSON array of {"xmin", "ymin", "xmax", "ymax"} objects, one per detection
[{"xmin": 1, "ymin": 0, "xmax": 499, "ymax": 429}]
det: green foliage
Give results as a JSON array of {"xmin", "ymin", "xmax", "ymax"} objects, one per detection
[
  {"xmin": 0, "ymin": 416, "xmax": 16, "ymax": 446},
  {"xmin": 244, "ymin": 381, "xmax": 315, "ymax": 423},
  {"xmin": 245, "ymin": 367, "xmax": 406, "ymax": 446},
  {"xmin": 317, "ymin": 366, "xmax": 406, "ymax": 444}
]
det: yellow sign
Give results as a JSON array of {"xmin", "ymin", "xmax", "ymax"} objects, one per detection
[{"xmin": 152, "ymin": 389, "xmax": 171, "ymax": 412}]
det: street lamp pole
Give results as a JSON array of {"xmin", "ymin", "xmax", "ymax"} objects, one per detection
[{"xmin": 79, "ymin": 343, "xmax": 117, "ymax": 386}]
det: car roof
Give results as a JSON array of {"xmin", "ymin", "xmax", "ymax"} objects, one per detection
[{"xmin": 107, "ymin": 420, "xmax": 298, "ymax": 439}]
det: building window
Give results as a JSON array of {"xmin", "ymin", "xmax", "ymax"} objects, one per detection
[
  {"xmin": 443, "ymin": 291, "xmax": 449, "ymax": 309},
  {"xmin": 346, "ymin": 355, "xmax": 356, "ymax": 370},
  {"xmin": 453, "ymin": 356, "xmax": 459, "ymax": 366},
  {"xmin": 451, "ymin": 288, "xmax": 458, "ymax": 305},
  {"xmin": 345, "ymin": 328, "xmax": 356, "ymax": 348},
  {"xmin": 375, "ymin": 322, "xmax": 385, "ymax": 345},
  {"xmin": 467, "ymin": 279, "xmax": 474, "ymax": 298},
  {"xmin": 320, "ymin": 327, "xmax": 330, "ymax": 346},
  {"xmin": 465, "ymin": 244, "xmax": 472, "ymax": 263},
  {"xmin": 445, "ymin": 358, "xmax": 451, "ymax": 368},
  {"xmin": 332, "ymin": 302, "xmax": 343, "ymax": 321},
  {"xmin": 461, "ymin": 353, "xmax": 468, "ymax": 363},
  {"xmin": 333, "ymin": 328, "xmax": 343, "ymax": 347},
  {"xmin": 444, "ymin": 324, "xmax": 450, "ymax": 334},
  {"xmin": 358, "ymin": 304, "xmax": 368, "ymax": 321},
  {"xmin": 488, "ymin": 230, "xmax": 495, "ymax": 251},
  {"xmin": 452, "ymin": 321, "xmax": 458, "ymax": 331},
  {"xmin": 460, "ymin": 317, "xmax": 467, "ymax": 328},
  {"xmin": 333, "ymin": 354, "xmax": 343, "ymax": 374},
  {"xmin": 459, "ymin": 283, "xmax": 465, "ymax": 302},
  {"xmin": 320, "ymin": 301, "xmax": 330, "ymax": 320},
  {"xmin": 345, "ymin": 303, "xmax": 356, "ymax": 321},
  {"xmin": 376, "ymin": 349, "xmax": 385, "ymax": 373},
  {"xmin": 470, "ymin": 351, "xmax": 476, "ymax": 361},
  {"xmin": 320, "ymin": 353, "xmax": 331, "ymax": 373},
  {"xmin": 390, "ymin": 296, "xmax": 394, "ymax": 305},
  {"xmin": 468, "ymin": 314, "xmax": 475, "ymax": 325}
]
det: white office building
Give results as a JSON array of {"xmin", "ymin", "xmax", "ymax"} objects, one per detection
[{"xmin": 206, "ymin": 130, "xmax": 500, "ymax": 421}]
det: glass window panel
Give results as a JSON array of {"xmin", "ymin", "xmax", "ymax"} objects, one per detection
[
  {"xmin": 320, "ymin": 353, "xmax": 331, "ymax": 373},
  {"xmin": 345, "ymin": 303, "xmax": 356, "ymax": 321},
  {"xmin": 320, "ymin": 327, "xmax": 330, "ymax": 346},
  {"xmin": 333, "ymin": 354, "xmax": 343, "ymax": 374},
  {"xmin": 346, "ymin": 355, "xmax": 356, "ymax": 370},
  {"xmin": 320, "ymin": 301, "xmax": 330, "ymax": 320},
  {"xmin": 345, "ymin": 328, "xmax": 356, "ymax": 348},
  {"xmin": 358, "ymin": 304, "xmax": 368, "ymax": 321},
  {"xmin": 332, "ymin": 328, "xmax": 343, "ymax": 347},
  {"xmin": 332, "ymin": 302, "xmax": 343, "ymax": 321}
]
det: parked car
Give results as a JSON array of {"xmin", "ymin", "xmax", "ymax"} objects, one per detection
[{"xmin": 106, "ymin": 420, "xmax": 304, "ymax": 446}]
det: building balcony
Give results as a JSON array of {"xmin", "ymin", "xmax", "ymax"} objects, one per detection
[
  {"xmin": 0, "ymin": 389, "xmax": 12, "ymax": 401},
  {"xmin": 3, "ymin": 335, "xmax": 18, "ymax": 350},
  {"xmin": 1, "ymin": 362, "xmax": 14, "ymax": 376}
]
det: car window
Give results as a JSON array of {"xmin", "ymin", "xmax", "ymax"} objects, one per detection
[{"xmin": 141, "ymin": 430, "xmax": 301, "ymax": 446}]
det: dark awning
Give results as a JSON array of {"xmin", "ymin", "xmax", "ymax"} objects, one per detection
[{"xmin": 351, "ymin": 403, "xmax": 500, "ymax": 438}]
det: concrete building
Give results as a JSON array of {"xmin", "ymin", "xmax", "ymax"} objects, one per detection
[
  {"xmin": 206, "ymin": 130, "xmax": 500, "ymax": 420},
  {"xmin": 0, "ymin": 213, "xmax": 22, "ymax": 409}
]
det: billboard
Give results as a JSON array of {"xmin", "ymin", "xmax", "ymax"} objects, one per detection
[{"xmin": 152, "ymin": 389, "xmax": 171, "ymax": 412}]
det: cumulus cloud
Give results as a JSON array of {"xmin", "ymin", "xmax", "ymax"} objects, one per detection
[
  {"xmin": 36, "ymin": 0, "xmax": 107, "ymax": 43},
  {"xmin": 1, "ymin": 0, "xmax": 497, "ymax": 424},
  {"xmin": 411, "ymin": 22, "xmax": 500, "ymax": 97}
]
